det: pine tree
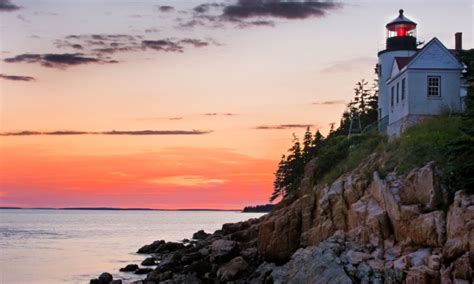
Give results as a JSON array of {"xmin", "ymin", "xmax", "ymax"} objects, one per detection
[
  {"xmin": 302, "ymin": 127, "xmax": 313, "ymax": 164},
  {"xmin": 310, "ymin": 130, "xmax": 324, "ymax": 157},
  {"xmin": 271, "ymin": 155, "xmax": 287, "ymax": 202}
]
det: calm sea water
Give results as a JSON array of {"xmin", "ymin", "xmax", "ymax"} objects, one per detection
[{"xmin": 0, "ymin": 209, "xmax": 264, "ymax": 284}]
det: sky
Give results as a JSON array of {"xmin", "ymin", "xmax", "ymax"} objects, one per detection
[{"xmin": 0, "ymin": 0, "xmax": 472, "ymax": 209}]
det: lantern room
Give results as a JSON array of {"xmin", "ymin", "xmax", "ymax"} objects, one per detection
[{"xmin": 385, "ymin": 9, "xmax": 418, "ymax": 51}]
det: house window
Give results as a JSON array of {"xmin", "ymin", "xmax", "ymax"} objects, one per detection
[
  {"xmin": 396, "ymin": 83, "xmax": 400, "ymax": 103},
  {"xmin": 402, "ymin": 78, "xmax": 406, "ymax": 100},
  {"xmin": 427, "ymin": 76, "xmax": 441, "ymax": 97},
  {"xmin": 391, "ymin": 86, "xmax": 394, "ymax": 107}
]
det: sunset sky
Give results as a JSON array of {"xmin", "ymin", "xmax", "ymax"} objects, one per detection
[{"xmin": 1, "ymin": 0, "xmax": 472, "ymax": 209}]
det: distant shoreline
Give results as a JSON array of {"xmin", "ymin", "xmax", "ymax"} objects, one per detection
[{"xmin": 0, "ymin": 207, "xmax": 241, "ymax": 212}]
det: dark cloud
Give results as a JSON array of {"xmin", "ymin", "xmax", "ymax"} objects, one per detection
[
  {"xmin": 194, "ymin": 3, "xmax": 225, "ymax": 14},
  {"xmin": 247, "ymin": 20, "xmax": 275, "ymax": 27},
  {"xmin": 4, "ymin": 53, "xmax": 117, "ymax": 69},
  {"xmin": 1, "ymin": 129, "xmax": 212, "ymax": 136},
  {"xmin": 0, "ymin": 74, "xmax": 35, "ymax": 82},
  {"xmin": 142, "ymin": 40, "xmax": 184, "ymax": 52},
  {"xmin": 4, "ymin": 54, "xmax": 42, "ymax": 63},
  {"xmin": 184, "ymin": 0, "xmax": 341, "ymax": 29},
  {"xmin": 92, "ymin": 46, "xmax": 141, "ymax": 54},
  {"xmin": 254, "ymin": 124, "xmax": 313, "ymax": 130},
  {"xmin": 179, "ymin": 38, "xmax": 210, "ymax": 48},
  {"xmin": 56, "ymin": 34, "xmax": 213, "ymax": 55},
  {"xmin": 63, "ymin": 34, "xmax": 143, "ymax": 49},
  {"xmin": 0, "ymin": 0, "xmax": 20, "ymax": 12},
  {"xmin": 45, "ymin": 131, "xmax": 89, "ymax": 135},
  {"xmin": 7, "ymin": 33, "xmax": 215, "ymax": 70},
  {"xmin": 157, "ymin": 5, "xmax": 175, "ymax": 12},
  {"xmin": 222, "ymin": 0, "xmax": 341, "ymax": 20},
  {"xmin": 203, "ymin": 113, "xmax": 237, "ymax": 116},
  {"xmin": 312, "ymin": 100, "xmax": 345, "ymax": 105}
]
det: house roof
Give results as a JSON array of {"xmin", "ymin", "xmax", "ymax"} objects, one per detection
[
  {"xmin": 387, "ymin": 37, "xmax": 464, "ymax": 84},
  {"xmin": 394, "ymin": 56, "xmax": 413, "ymax": 70}
]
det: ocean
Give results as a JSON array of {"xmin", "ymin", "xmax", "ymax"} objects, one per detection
[{"xmin": 0, "ymin": 209, "xmax": 264, "ymax": 284}]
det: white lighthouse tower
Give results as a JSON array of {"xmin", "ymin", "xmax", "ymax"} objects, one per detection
[{"xmin": 377, "ymin": 9, "xmax": 418, "ymax": 131}]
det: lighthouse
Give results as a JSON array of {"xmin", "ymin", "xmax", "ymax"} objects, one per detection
[
  {"xmin": 377, "ymin": 9, "xmax": 418, "ymax": 131},
  {"xmin": 376, "ymin": 10, "xmax": 465, "ymax": 137}
]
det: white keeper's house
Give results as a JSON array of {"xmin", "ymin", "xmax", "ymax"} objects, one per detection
[{"xmin": 376, "ymin": 9, "xmax": 468, "ymax": 137}]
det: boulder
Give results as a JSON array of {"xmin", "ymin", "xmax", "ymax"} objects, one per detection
[
  {"xmin": 141, "ymin": 257, "xmax": 156, "ymax": 266},
  {"xmin": 343, "ymin": 174, "xmax": 365, "ymax": 206},
  {"xmin": 119, "ymin": 264, "xmax": 139, "ymax": 272},
  {"xmin": 134, "ymin": 268, "xmax": 153, "ymax": 275},
  {"xmin": 230, "ymin": 223, "xmax": 259, "ymax": 242},
  {"xmin": 211, "ymin": 239, "xmax": 239, "ymax": 263},
  {"xmin": 137, "ymin": 240, "xmax": 184, "ymax": 254},
  {"xmin": 216, "ymin": 256, "xmax": 249, "ymax": 282},
  {"xmin": 452, "ymin": 253, "xmax": 472, "ymax": 281},
  {"xmin": 158, "ymin": 252, "xmax": 182, "ymax": 271},
  {"xmin": 156, "ymin": 242, "xmax": 185, "ymax": 253},
  {"xmin": 400, "ymin": 162, "xmax": 443, "ymax": 210},
  {"xmin": 444, "ymin": 190, "xmax": 474, "ymax": 259},
  {"xmin": 407, "ymin": 248, "xmax": 431, "ymax": 267},
  {"xmin": 348, "ymin": 196, "xmax": 390, "ymax": 245},
  {"xmin": 270, "ymin": 239, "xmax": 352, "ymax": 284},
  {"xmin": 146, "ymin": 270, "xmax": 173, "ymax": 282},
  {"xmin": 405, "ymin": 266, "xmax": 439, "ymax": 284},
  {"xmin": 249, "ymin": 262, "xmax": 276, "ymax": 283},
  {"xmin": 367, "ymin": 259, "xmax": 384, "ymax": 273},
  {"xmin": 394, "ymin": 210, "xmax": 446, "ymax": 247},
  {"xmin": 188, "ymin": 258, "xmax": 211, "ymax": 277},
  {"xmin": 345, "ymin": 250, "xmax": 372, "ymax": 265},
  {"xmin": 192, "ymin": 230, "xmax": 211, "ymax": 240},
  {"xmin": 180, "ymin": 251, "xmax": 202, "ymax": 264},
  {"xmin": 98, "ymin": 272, "xmax": 113, "ymax": 284},
  {"xmin": 258, "ymin": 199, "xmax": 303, "ymax": 263},
  {"xmin": 137, "ymin": 240, "xmax": 165, "ymax": 254}
]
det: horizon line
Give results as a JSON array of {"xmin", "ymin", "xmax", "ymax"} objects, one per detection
[{"xmin": 0, "ymin": 206, "xmax": 244, "ymax": 211}]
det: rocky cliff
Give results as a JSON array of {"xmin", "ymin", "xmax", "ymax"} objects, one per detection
[
  {"xmin": 95, "ymin": 155, "xmax": 473, "ymax": 284},
  {"xmin": 254, "ymin": 157, "xmax": 473, "ymax": 283}
]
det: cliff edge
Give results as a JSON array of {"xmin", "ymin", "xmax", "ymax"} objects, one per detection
[{"xmin": 108, "ymin": 153, "xmax": 472, "ymax": 284}]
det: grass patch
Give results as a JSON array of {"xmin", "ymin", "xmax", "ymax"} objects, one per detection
[
  {"xmin": 316, "ymin": 116, "xmax": 463, "ymax": 187},
  {"xmin": 317, "ymin": 131, "xmax": 385, "ymax": 185},
  {"xmin": 382, "ymin": 116, "xmax": 463, "ymax": 174}
]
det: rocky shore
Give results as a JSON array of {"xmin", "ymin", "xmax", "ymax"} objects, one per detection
[{"xmin": 91, "ymin": 157, "xmax": 473, "ymax": 284}]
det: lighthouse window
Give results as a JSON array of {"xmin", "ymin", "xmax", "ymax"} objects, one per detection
[
  {"xmin": 402, "ymin": 78, "xmax": 406, "ymax": 100},
  {"xmin": 427, "ymin": 76, "xmax": 441, "ymax": 97},
  {"xmin": 391, "ymin": 86, "xmax": 395, "ymax": 107},
  {"xmin": 396, "ymin": 83, "xmax": 400, "ymax": 103}
]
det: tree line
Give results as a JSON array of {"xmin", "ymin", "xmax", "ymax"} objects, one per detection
[{"xmin": 270, "ymin": 79, "xmax": 378, "ymax": 201}]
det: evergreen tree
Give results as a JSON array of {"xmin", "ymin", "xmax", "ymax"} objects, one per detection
[
  {"xmin": 271, "ymin": 155, "xmax": 287, "ymax": 202},
  {"xmin": 302, "ymin": 127, "xmax": 313, "ymax": 164},
  {"xmin": 336, "ymin": 79, "xmax": 379, "ymax": 135}
]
